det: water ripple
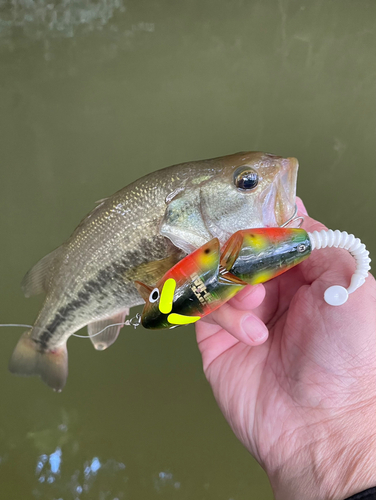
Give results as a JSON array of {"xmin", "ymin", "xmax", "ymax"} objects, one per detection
[{"xmin": 0, "ymin": 0, "xmax": 126, "ymax": 40}]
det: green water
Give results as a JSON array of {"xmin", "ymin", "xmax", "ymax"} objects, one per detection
[{"xmin": 0, "ymin": 0, "xmax": 375, "ymax": 498}]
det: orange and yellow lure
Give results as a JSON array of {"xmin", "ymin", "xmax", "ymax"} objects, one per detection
[{"xmin": 136, "ymin": 228, "xmax": 311, "ymax": 329}]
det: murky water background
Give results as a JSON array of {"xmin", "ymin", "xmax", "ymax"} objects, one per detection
[{"xmin": 0, "ymin": 0, "xmax": 375, "ymax": 498}]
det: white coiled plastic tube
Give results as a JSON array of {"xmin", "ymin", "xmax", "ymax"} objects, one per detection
[{"xmin": 307, "ymin": 229, "xmax": 371, "ymax": 306}]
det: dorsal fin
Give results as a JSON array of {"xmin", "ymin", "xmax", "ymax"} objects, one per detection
[{"xmin": 21, "ymin": 247, "xmax": 61, "ymax": 297}]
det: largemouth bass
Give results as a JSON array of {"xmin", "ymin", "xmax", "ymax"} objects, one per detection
[{"xmin": 9, "ymin": 151, "xmax": 298, "ymax": 391}]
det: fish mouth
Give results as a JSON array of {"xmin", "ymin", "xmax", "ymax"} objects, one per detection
[{"xmin": 262, "ymin": 156, "xmax": 298, "ymax": 227}]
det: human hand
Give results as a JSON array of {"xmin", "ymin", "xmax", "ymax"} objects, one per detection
[{"xmin": 196, "ymin": 198, "xmax": 376, "ymax": 500}]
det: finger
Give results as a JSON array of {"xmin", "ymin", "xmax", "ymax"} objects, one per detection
[
  {"xmin": 196, "ymin": 322, "xmax": 240, "ymax": 372},
  {"xmin": 201, "ymin": 285, "xmax": 265, "ymax": 325},
  {"xmin": 228, "ymin": 284, "xmax": 266, "ymax": 311},
  {"xmin": 205, "ymin": 302, "xmax": 269, "ymax": 346}
]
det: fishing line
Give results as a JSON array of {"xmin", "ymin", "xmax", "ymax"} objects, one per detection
[
  {"xmin": 0, "ymin": 314, "xmax": 141, "ymax": 340},
  {"xmin": 0, "ymin": 324, "xmax": 34, "ymax": 330},
  {"xmin": 71, "ymin": 314, "xmax": 141, "ymax": 338},
  {"xmin": 70, "ymin": 323, "xmax": 126, "ymax": 338}
]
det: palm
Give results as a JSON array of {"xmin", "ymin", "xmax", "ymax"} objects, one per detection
[{"xmin": 196, "ymin": 217, "xmax": 376, "ymax": 473}]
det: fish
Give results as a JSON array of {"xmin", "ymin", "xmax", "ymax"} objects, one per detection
[
  {"xmin": 137, "ymin": 228, "xmax": 312, "ymax": 329},
  {"xmin": 9, "ymin": 151, "xmax": 299, "ymax": 391}
]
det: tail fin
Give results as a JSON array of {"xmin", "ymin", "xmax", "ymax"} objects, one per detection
[{"xmin": 8, "ymin": 331, "xmax": 68, "ymax": 392}]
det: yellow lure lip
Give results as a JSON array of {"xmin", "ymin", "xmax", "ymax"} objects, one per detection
[
  {"xmin": 159, "ymin": 278, "xmax": 176, "ymax": 314},
  {"xmin": 167, "ymin": 313, "xmax": 201, "ymax": 325}
]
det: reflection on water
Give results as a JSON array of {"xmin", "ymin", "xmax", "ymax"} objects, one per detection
[
  {"xmin": 32, "ymin": 450, "xmax": 184, "ymax": 499},
  {"xmin": 34, "ymin": 447, "xmax": 126, "ymax": 499},
  {"xmin": 67, "ymin": 458, "xmax": 126, "ymax": 500},
  {"xmin": 0, "ymin": 0, "xmax": 155, "ymax": 61},
  {"xmin": 0, "ymin": 0, "xmax": 126, "ymax": 39},
  {"xmin": 153, "ymin": 470, "xmax": 181, "ymax": 492},
  {"xmin": 7, "ymin": 410, "xmax": 129, "ymax": 498},
  {"xmin": 2, "ymin": 410, "xmax": 191, "ymax": 499},
  {"xmin": 35, "ymin": 447, "xmax": 62, "ymax": 482}
]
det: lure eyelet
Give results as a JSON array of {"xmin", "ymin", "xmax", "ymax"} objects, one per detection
[{"xmin": 149, "ymin": 288, "xmax": 160, "ymax": 303}]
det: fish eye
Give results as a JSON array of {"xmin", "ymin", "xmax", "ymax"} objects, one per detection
[
  {"xmin": 234, "ymin": 168, "xmax": 258, "ymax": 191},
  {"xmin": 149, "ymin": 288, "xmax": 160, "ymax": 303}
]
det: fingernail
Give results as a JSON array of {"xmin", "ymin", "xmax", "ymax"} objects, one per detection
[{"xmin": 241, "ymin": 315, "xmax": 268, "ymax": 343}]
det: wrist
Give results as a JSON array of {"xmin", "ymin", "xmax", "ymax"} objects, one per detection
[{"xmin": 267, "ymin": 412, "xmax": 376, "ymax": 500}]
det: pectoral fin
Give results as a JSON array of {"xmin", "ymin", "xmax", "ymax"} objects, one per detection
[
  {"xmin": 134, "ymin": 281, "xmax": 154, "ymax": 302},
  {"xmin": 220, "ymin": 231, "xmax": 243, "ymax": 271},
  {"xmin": 87, "ymin": 310, "xmax": 129, "ymax": 351},
  {"xmin": 218, "ymin": 269, "xmax": 248, "ymax": 286}
]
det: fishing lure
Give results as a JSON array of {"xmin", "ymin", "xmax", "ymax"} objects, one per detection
[{"xmin": 136, "ymin": 228, "xmax": 371, "ymax": 330}]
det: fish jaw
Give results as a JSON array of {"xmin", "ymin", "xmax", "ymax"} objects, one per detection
[
  {"xmin": 254, "ymin": 155, "xmax": 299, "ymax": 227},
  {"xmin": 271, "ymin": 157, "xmax": 299, "ymax": 227}
]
